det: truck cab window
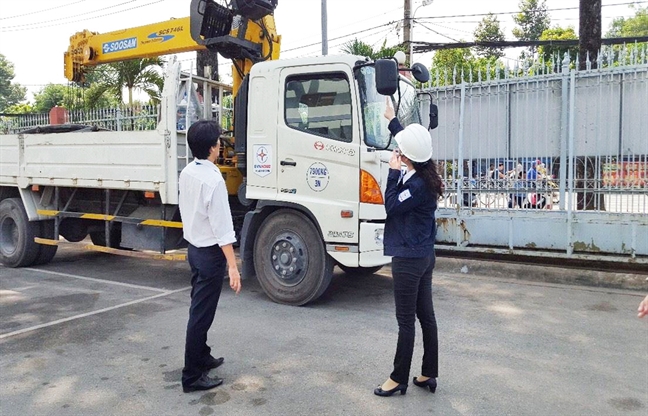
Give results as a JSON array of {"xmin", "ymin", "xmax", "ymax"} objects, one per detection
[{"xmin": 284, "ymin": 74, "xmax": 353, "ymax": 143}]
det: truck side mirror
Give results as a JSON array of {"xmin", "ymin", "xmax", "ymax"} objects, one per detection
[
  {"xmin": 375, "ymin": 59, "xmax": 399, "ymax": 96},
  {"xmin": 411, "ymin": 63, "xmax": 430, "ymax": 83}
]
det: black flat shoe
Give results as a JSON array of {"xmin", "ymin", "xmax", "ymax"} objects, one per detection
[
  {"xmin": 201, "ymin": 356, "xmax": 224, "ymax": 371},
  {"xmin": 373, "ymin": 383, "xmax": 407, "ymax": 397},
  {"xmin": 412, "ymin": 377, "xmax": 437, "ymax": 393},
  {"xmin": 183, "ymin": 374, "xmax": 224, "ymax": 393}
]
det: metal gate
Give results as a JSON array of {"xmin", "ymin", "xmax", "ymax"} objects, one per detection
[{"xmin": 422, "ymin": 47, "xmax": 648, "ymax": 264}]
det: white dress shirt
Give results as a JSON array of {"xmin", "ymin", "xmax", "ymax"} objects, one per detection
[{"xmin": 179, "ymin": 159, "xmax": 237, "ymax": 247}]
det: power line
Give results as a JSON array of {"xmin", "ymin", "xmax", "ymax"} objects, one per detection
[
  {"xmin": 1, "ymin": 0, "xmax": 141, "ymax": 30},
  {"xmin": 0, "ymin": 0, "xmax": 89, "ymax": 21},
  {"xmin": 415, "ymin": 1, "xmax": 647, "ymax": 22},
  {"xmin": 282, "ymin": 20, "xmax": 398, "ymax": 53},
  {"xmin": 412, "ymin": 36, "xmax": 648, "ymax": 53},
  {"xmin": 0, "ymin": 0, "xmax": 166, "ymax": 32},
  {"xmin": 415, "ymin": 21, "xmax": 460, "ymax": 43}
]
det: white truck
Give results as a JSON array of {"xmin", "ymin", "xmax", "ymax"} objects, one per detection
[{"xmin": 0, "ymin": 2, "xmax": 437, "ymax": 305}]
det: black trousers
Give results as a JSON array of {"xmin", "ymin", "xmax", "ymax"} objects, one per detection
[
  {"xmin": 181, "ymin": 243, "xmax": 226, "ymax": 386},
  {"xmin": 390, "ymin": 253, "xmax": 439, "ymax": 385}
]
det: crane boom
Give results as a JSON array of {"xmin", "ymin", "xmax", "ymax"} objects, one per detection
[
  {"xmin": 64, "ymin": 0, "xmax": 281, "ymax": 99},
  {"xmin": 64, "ymin": 17, "xmax": 204, "ymax": 83}
]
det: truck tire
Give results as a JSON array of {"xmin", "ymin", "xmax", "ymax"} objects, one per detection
[
  {"xmin": 90, "ymin": 223, "xmax": 122, "ymax": 248},
  {"xmin": 338, "ymin": 264, "xmax": 383, "ymax": 276},
  {"xmin": 253, "ymin": 210, "xmax": 334, "ymax": 306},
  {"xmin": 0, "ymin": 198, "xmax": 40, "ymax": 267},
  {"xmin": 33, "ymin": 220, "xmax": 58, "ymax": 265}
]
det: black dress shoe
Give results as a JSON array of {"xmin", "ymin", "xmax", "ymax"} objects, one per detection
[
  {"xmin": 373, "ymin": 383, "xmax": 407, "ymax": 397},
  {"xmin": 412, "ymin": 377, "xmax": 437, "ymax": 393},
  {"xmin": 183, "ymin": 374, "xmax": 224, "ymax": 393},
  {"xmin": 201, "ymin": 356, "xmax": 224, "ymax": 371}
]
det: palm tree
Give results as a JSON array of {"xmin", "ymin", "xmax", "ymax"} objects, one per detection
[
  {"xmin": 88, "ymin": 58, "xmax": 164, "ymax": 107},
  {"xmin": 341, "ymin": 38, "xmax": 407, "ymax": 62}
]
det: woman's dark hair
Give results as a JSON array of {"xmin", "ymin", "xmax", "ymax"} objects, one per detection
[
  {"xmin": 413, "ymin": 159, "xmax": 444, "ymax": 197},
  {"xmin": 187, "ymin": 120, "xmax": 221, "ymax": 159}
]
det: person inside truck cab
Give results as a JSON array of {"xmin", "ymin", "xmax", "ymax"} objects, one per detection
[{"xmin": 373, "ymin": 120, "xmax": 443, "ymax": 398}]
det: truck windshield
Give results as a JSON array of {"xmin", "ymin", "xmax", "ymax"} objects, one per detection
[{"xmin": 356, "ymin": 65, "xmax": 422, "ymax": 150}]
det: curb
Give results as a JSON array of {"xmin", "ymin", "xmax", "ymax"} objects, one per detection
[{"xmin": 434, "ymin": 256, "xmax": 648, "ymax": 292}]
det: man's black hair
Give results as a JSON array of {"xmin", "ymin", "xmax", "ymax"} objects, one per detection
[{"xmin": 187, "ymin": 120, "xmax": 221, "ymax": 160}]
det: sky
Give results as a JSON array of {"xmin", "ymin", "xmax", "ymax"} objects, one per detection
[{"xmin": 0, "ymin": 0, "xmax": 644, "ymax": 101}]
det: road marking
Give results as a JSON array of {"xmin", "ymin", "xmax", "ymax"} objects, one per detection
[
  {"xmin": 0, "ymin": 286, "xmax": 191, "ymax": 340},
  {"xmin": 25, "ymin": 268, "xmax": 170, "ymax": 293}
]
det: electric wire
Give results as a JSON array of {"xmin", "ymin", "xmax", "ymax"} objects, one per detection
[
  {"xmin": 0, "ymin": 0, "xmax": 167, "ymax": 32},
  {"xmin": 0, "ymin": 0, "xmax": 89, "ymax": 21},
  {"xmin": 1, "ymin": 0, "xmax": 141, "ymax": 30}
]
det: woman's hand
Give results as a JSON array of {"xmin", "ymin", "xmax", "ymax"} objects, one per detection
[
  {"xmin": 384, "ymin": 97, "xmax": 395, "ymax": 121},
  {"xmin": 389, "ymin": 149, "xmax": 401, "ymax": 170}
]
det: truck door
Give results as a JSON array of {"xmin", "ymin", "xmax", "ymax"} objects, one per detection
[{"xmin": 276, "ymin": 66, "xmax": 360, "ymax": 245}]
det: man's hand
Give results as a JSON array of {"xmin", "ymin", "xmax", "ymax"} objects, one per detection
[
  {"xmin": 229, "ymin": 266, "xmax": 241, "ymax": 294},
  {"xmin": 384, "ymin": 97, "xmax": 395, "ymax": 121},
  {"xmin": 638, "ymin": 295, "xmax": 648, "ymax": 318}
]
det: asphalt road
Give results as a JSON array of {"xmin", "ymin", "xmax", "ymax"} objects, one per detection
[{"xmin": 1, "ymin": 244, "xmax": 647, "ymax": 416}]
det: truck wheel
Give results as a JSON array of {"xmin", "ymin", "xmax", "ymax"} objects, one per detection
[
  {"xmin": 253, "ymin": 210, "xmax": 333, "ymax": 306},
  {"xmin": 338, "ymin": 265, "xmax": 383, "ymax": 276},
  {"xmin": 90, "ymin": 223, "xmax": 122, "ymax": 248},
  {"xmin": 0, "ymin": 198, "xmax": 40, "ymax": 267},
  {"xmin": 33, "ymin": 220, "xmax": 58, "ymax": 265}
]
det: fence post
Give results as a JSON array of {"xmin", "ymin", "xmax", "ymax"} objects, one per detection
[
  {"xmin": 49, "ymin": 106, "xmax": 68, "ymax": 125},
  {"xmin": 559, "ymin": 54, "xmax": 570, "ymax": 211},
  {"xmin": 116, "ymin": 107, "xmax": 122, "ymax": 131}
]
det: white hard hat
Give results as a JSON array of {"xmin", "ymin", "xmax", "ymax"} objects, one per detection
[{"xmin": 395, "ymin": 124, "xmax": 432, "ymax": 163}]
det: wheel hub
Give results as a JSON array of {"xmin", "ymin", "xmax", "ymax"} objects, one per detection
[{"xmin": 269, "ymin": 232, "xmax": 307, "ymax": 286}]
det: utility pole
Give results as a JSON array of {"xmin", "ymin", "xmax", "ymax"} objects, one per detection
[
  {"xmin": 404, "ymin": 0, "xmax": 412, "ymax": 64},
  {"xmin": 579, "ymin": 0, "xmax": 601, "ymax": 70},
  {"xmin": 321, "ymin": 0, "xmax": 328, "ymax": 56}
]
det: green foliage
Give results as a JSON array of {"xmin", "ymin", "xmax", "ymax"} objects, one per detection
[
  {"xmin": 429, "ymin": 48, "xmax": 502, "ymax": 86},
  {"xmin": 538, "ymin": 26, "xmax": 579, "ymax": 63},
  {"xmin": 606, "ymin": 6, "xmax": 648, "ymax": 37},
  {"xmin": 340, "ymin": 38, "xmax": 406, "ymax": 61},
  {"xmin": 512, "ymin": 0, "xmax": 551, "ymax": 54},
  {"xmin": 3, "ymin": 102, "xmax": 34, "ymax": 114},
  {"xmin": 89, "ymin": 58, "xmax": 165, "ymax": 106},
  {"xmin": 0, "ymin": 54, "xmax": 26, "ymax": 112},
  {"xmin": 606, "ymin": 6, "xmax": 648, "ymax": 64},
  {"xmin": 33, "ymin": 84, "xmax": 80, "ymax": 113},
  {"xmin": 341, "ymin": 39, "xmax": 377, "ymax": 58},
  {"xmin": 473, "ymin": 13, "xmax": 506, "ymax": 59}
]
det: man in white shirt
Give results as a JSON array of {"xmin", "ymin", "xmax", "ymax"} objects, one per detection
[{"xmin": 178, "ymin": 120, "xmax": 242, "ymax": 393}]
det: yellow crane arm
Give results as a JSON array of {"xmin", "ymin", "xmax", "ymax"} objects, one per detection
[{"xmin": 64, "ymin": 17, "xmax": 205, "ymax": 83}]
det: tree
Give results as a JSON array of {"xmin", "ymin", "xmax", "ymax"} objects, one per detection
[
  {"xmin": 33, "ymin": 84, "xmax": 80, "ymax": 113},
  {"xmin": 473, "ymin": 13, "xmax": 506, "ymax": 59},
  {"xmin": 579, "ymin": 0, "xmax": 601, "ymax": 70},
  {"xmin": 91, "ymin": 58, "xmax": 165, "ymax": 106},
  {"xmin": 0, "ymin": 54, "xmax": 26, "ymax": 112},
  {"xmin": 340, "ymin": 38, "xmax": 406, "ymax": 60},
  {"xmin": 538, "ymin": 26, "xmax": 579, "ymax": 64},
  {"xmin": 606, "ymin": 5, "xmax": 648, "ymax": 37},
  {"xmin": 512, "ymin": 0, "xmax": 551, "ymax": 55},
  {"xmin": 606, "ymin": 5, "xmax": 648, "ymax": 63}
]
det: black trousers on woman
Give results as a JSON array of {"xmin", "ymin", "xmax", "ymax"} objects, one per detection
[
  {"xmin": 390, "ymin": 253, "xmax": 439, "ymax": 385},
  {"xmin": 181, "ymin": 244, "xmax": 226, "ymax": 387}
]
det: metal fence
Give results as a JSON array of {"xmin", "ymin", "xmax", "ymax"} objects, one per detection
[
  {"xmin": 0, "ymin": 105, "xmax": 160, "ymax": 134},
  {"xmin": 422, "ymin": 46, "xmax": 648, "ymax": 263}
]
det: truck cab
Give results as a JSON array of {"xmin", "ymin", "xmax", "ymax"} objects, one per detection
[{"xmin": 236, "ymin": 54, "xmax": 435, "ymax": 305}]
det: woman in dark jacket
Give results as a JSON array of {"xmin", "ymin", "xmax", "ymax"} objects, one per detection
[{"xmin": 375, "ymin": 104, "xmax": 443, "ymax": 397}]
